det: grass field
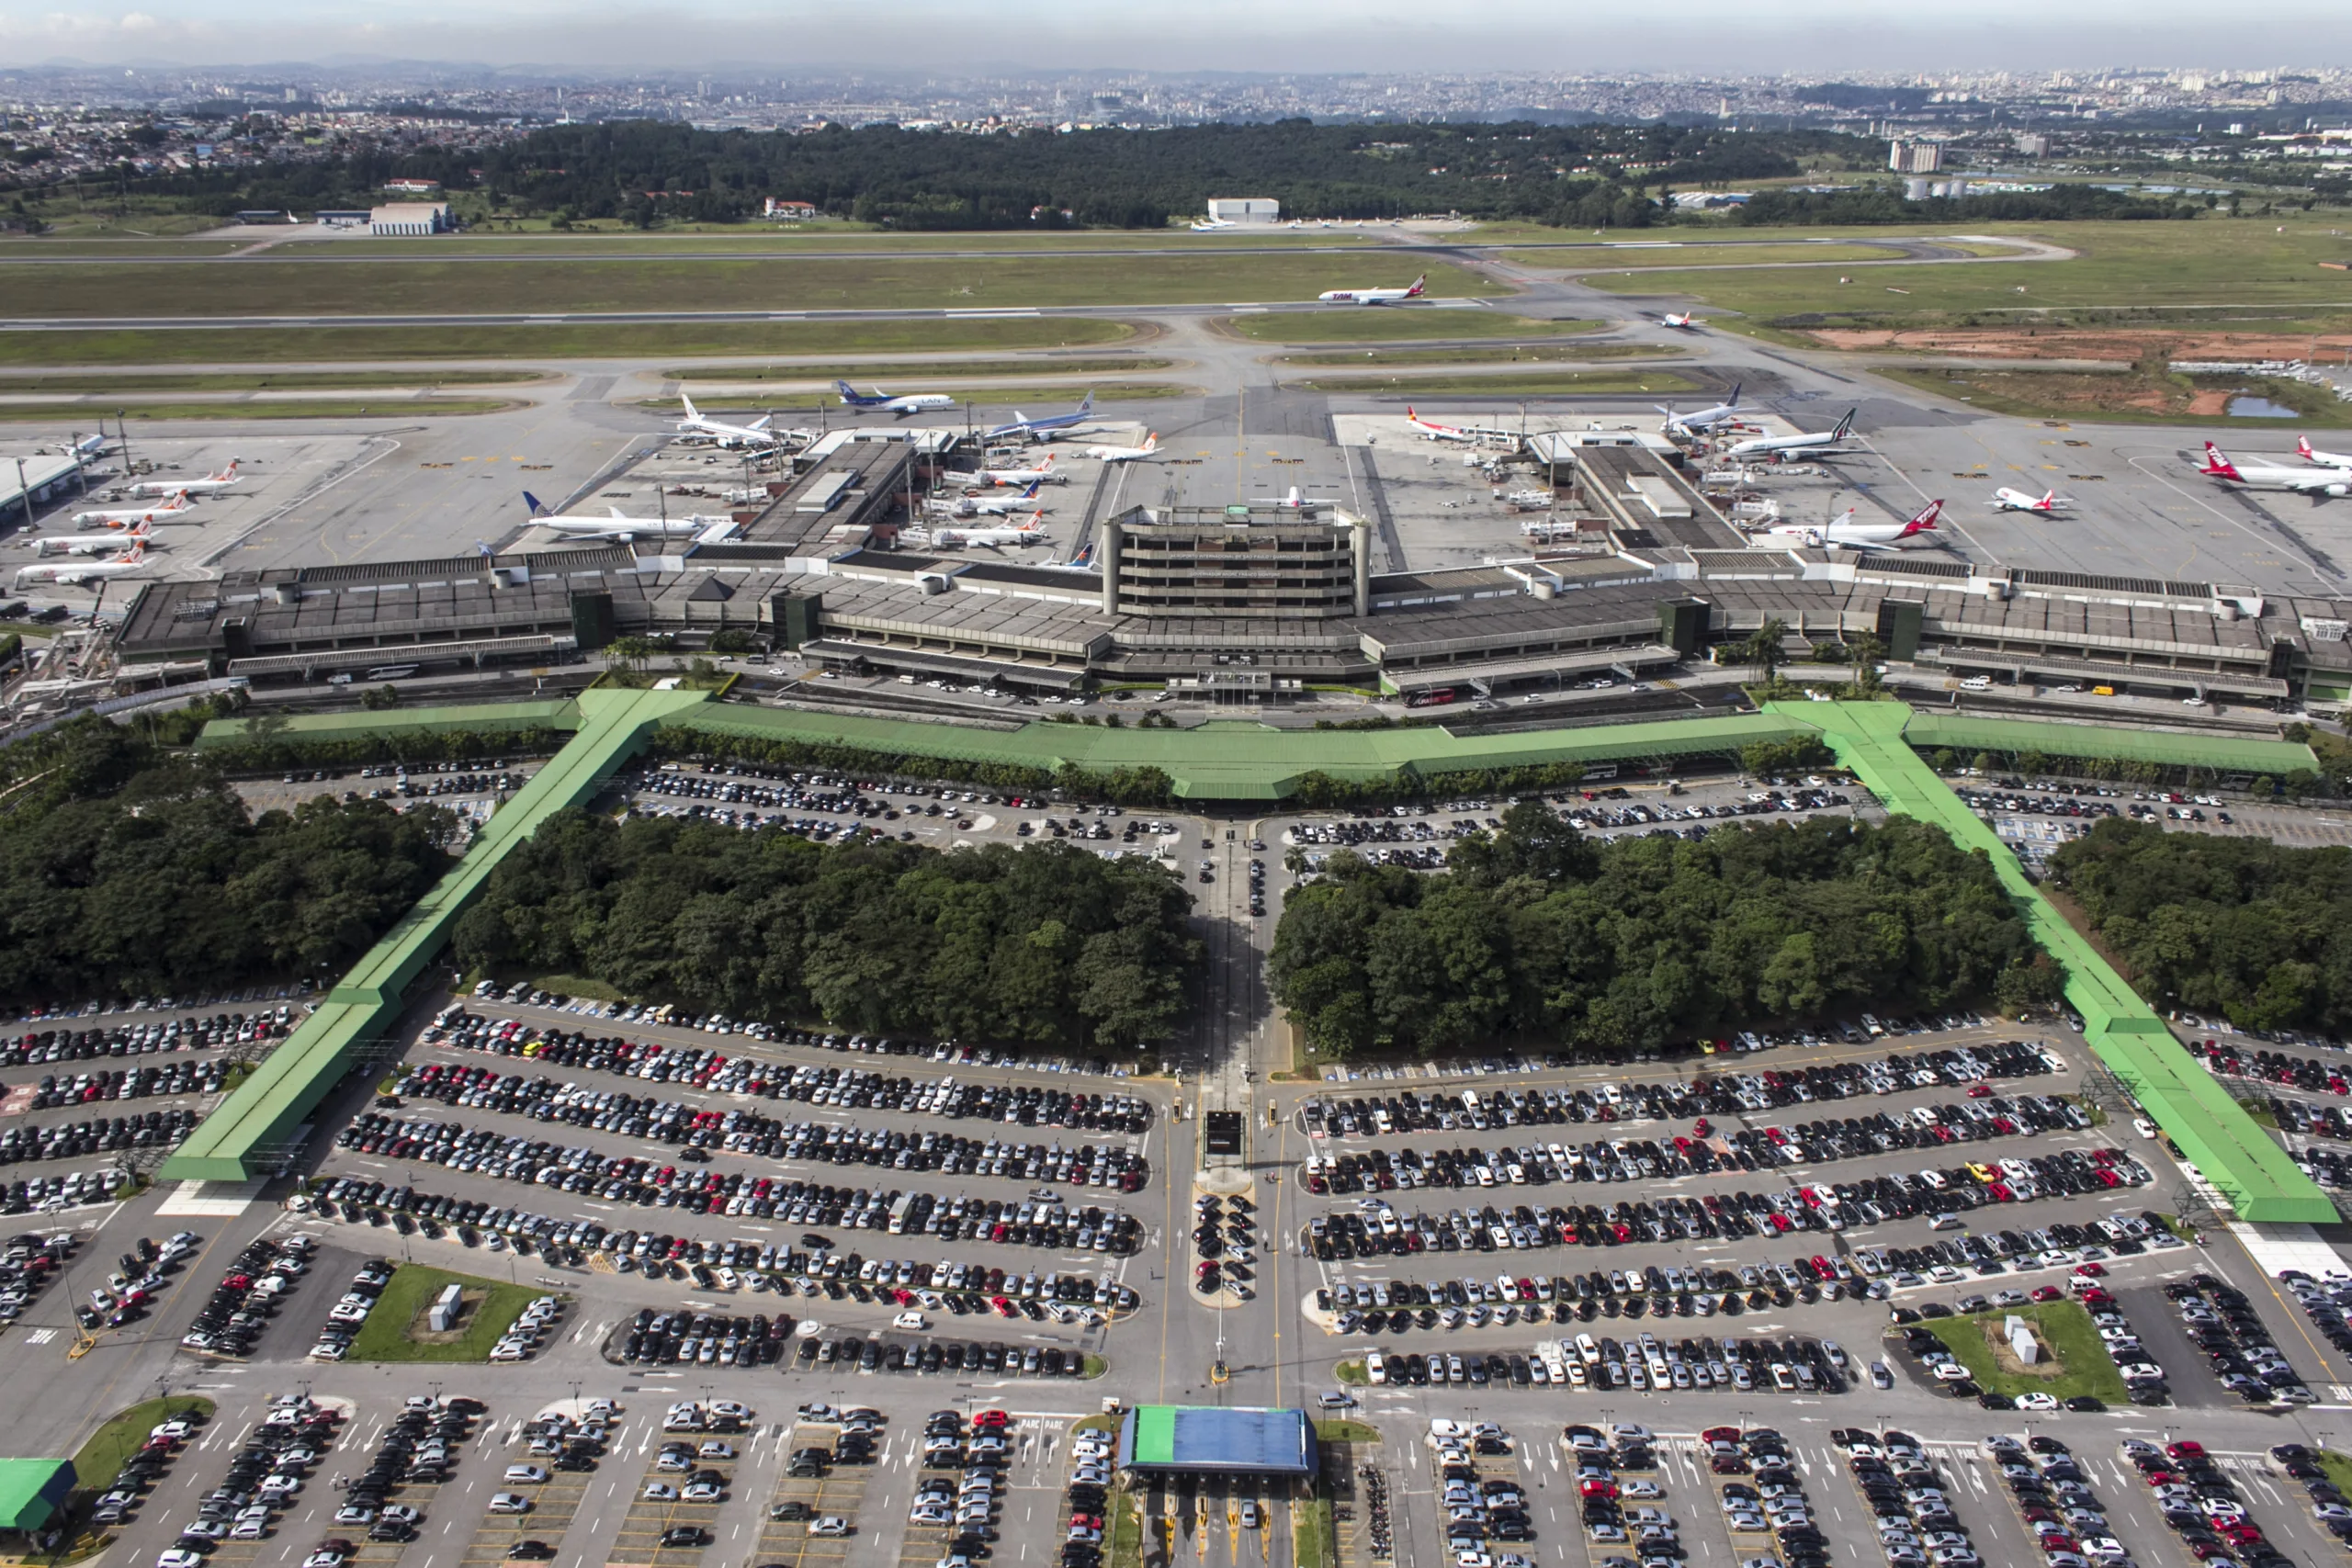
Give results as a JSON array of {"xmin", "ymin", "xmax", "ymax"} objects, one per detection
[
  {"xmin": 1288, "ymin": 368, "xmax": 1702, "ymax": 396},
  {"xmin": 662, "ymin": 355, "xmax": 1173, "ymax": 381},
  {"xmin": 1581, "ymin": 217, "xmax": 2352, "ymax": 327},
  {"xmin": 1917, "ymin": 1300, "xmax": 2130, "ymax": 1404},
  {"xmin": 0, "ymin": 254, "xmax": 1503, "ymax": 318},
  {"xmin": 1277, "ymin": 343, "xmax": 1682, "ymax": 367},
  {"xmin": 1107, "ymin": 1488, "xmax": 1145, "ymax": 1568},
  {"xmin": 1294, "ymin": 1496, "xmax": 1337, "ymax": 1568},
  {"xmin": 1505, "ymin": 242, "xmax": 1910, "ymax": 269},
  {"xmin": 1312, "ymin": 1420, "xmax": 1381, "ymax": 1443},
  {"xmin": 0, "ymin": 316, "xmax": 1141, "ymax": 367},
  {"xmin": 0, "ymin": 398, "xmax": 522, "ymax": 422},
  {"xmin": 257, "ymin": 230, "xmax": 1384, "ymax": 256},
  {"xmin": 0, "ymin": 369, "xmax": 548, "ymax": 393},
  {"xmin": 634, "ymin": 379, "xmax": 1193, "ymax": 409},
  {"xmin": 1221, "ymin": 310, "xmax": 1584, "ymax": 344},
  {"xmin": 72, "ymin": 1396, "xmax": 216, "ymax": 1490},
  {"xmin": 345, "ymin": 1264, "xmax": 546, "ymax": 1362},
  {"xmin": 1875, "ymin": 364, "xmax": 2352, "ymax": 428}
]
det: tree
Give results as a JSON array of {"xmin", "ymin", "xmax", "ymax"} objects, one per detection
[{"xmin": 1737, "ymin": 618, "xmax": 1790, "ymax": 681}]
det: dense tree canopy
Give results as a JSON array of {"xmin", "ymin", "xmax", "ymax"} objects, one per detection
[
  {"xmin": 451, "ymin": 811, "xmax": 1198, "ymax": 1052},
  {"xmin": 1736, "ymin": 180, "xmax": 2195, "ymax": 227},
  {"xmin": 1270, "ymin": 803, "xmax": 2054, "ymax": 1057},
  {"xmin": 0, "ymin": 723, "xmax": 456, "ymax": 1006},
  {"xmin": 2051, "ymin": 818, "xmax": 2352, "ymax": 1032}
]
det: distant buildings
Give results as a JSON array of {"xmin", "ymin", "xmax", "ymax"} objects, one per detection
[
  {"xmin": 1888, "ymin": 139, "xmax": 1945, "ymax": 173},
  {"xmin": 382, "ymin": 176, "xmax": 443, "ymax": 195},
  {"xmin": 1206, "ymin": 197, "xmax": 1280, "ymax": 224},
  {"xmin": 369, "ymin": 201, "xmax": 451, "ymax": 235},
  {"xmin": 763, "ymin": 198, "xmax": 818, "ymax": 220}
]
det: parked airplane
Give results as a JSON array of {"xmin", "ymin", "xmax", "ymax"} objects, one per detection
[
  {"xmin": 1749, "ymin": 499, "xmax": 1943, "ymax": 553},
  {"xmin": 2297, "ymin": 435, "xmax": 2352, "ymax": 468},
  {"xmin": 1250, "ymin": 487, "xmax": 1341, "ymax": 513},
  {"xmin": 1190, "ymin": 219, "xmax": 1236, "ymax": 231},
  {"xmin": 674, "ymin": 393, "xmax": 776, "ymax": 448},
  {"xmin": 1721, "ymin": 409, "xmax": 1859, "ymax": 461},
  {"xmin": 987, "ymin": 393, "xmax": 1100, "ymax": 444},
  {"xmin": 1659, "ymin": 311, "xmax": 1702, "ymax": 330},
  {"xmin": 2199, "ymin": 442, "xmax": 2352, "ymax": 496},
  {"xmin": 129, "ymin": 458, "xmax": 241, "ymax": 498},
  {"xmin": 52, "ymin": 433, "xmax": 111, "ymax": 459},
  {"xmin": 1317, "ymin": 274, "xmax": 1426, "ymax": 305},
  {"xmin": 927, "ymin": 481, "xmax": 1046, "ymax": 519},
  {"xmin": 1403, "ymin": 406, "xmax": 1519, "ymax": 445},
  {"xmin": 13, "ymin": 541, "xmax": 150, "ymax": 590},
  {"xmin": 70, "ymin": 493, "xmax": 194, "ymax": 529},
  {"xmin": 947, "ymin": 455, "xmax": 1063, "ymax": 488},
  {"xmin": 522, "ymin": 491, "xmax": 723, "ymax": 541},
  {"xmin": 835, "ymin": 380, "xmax": 956, "ymax": 417},
  {"xmin": 1657, "ymin": 384, "xmax": 1743, "ymax": 434},
  {"xmin": 1041, "ymin": 544, "xmax": 1096, "ymax": 571},
  {"xmin": 32, "ymin": 520, "xmax": 152, "ymax": 558},
  {"xmin": 930, "ymin": 517, "xmax": 1048, "ymax": 549},
  {"xmin": 1082, "ymin": 433, "xmax": 1162, "ymax": 462},
  {"xmin": 1991, "ymin": 487, "xmax": 2068, "ymax": 513}
]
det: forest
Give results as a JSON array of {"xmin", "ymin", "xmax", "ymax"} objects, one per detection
[
  {"xmin": 1269, "ymin": 804, "xmax": 2059, "ymax": 1058},
  {"xmin": 2049, "ymin": 818, "xmax": 2352, "ymax": 1032},
  {"xmin": 1734, "ymin": 180, "xmax": 2199, "ymax": 226},
  {"xmin": 449, "ymin": 809, "xmax": 1199, "ymax": 1053},
  {"xmin": 108, "ymin": 118, "xmax": 1849, "ymax": 231},
  {"xmin": 0, "ymin": 722, "xmax": 457, "ymax": 1007}
]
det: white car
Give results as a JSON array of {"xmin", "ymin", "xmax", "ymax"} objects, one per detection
[
  {"xmin": 488, "ymin": 1495, "xmax": 532, "ymax": 1515},
  {"xmin": 643, "ymin": 1483, "xmax": 679, "ymax": 1502},
  {"xmin": 893, "ymin": 1311, "xmax": 928, "ymax": 1330},
  {"xmin": 2015, "ymin": 1393, "xmax": 2060, "ymax": 1413},
  {"xmin": 1430, "ymin": 1419, "xmax": 1471, "ymax": 1438}
]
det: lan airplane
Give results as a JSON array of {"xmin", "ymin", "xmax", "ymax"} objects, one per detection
[
  {"xmin": 930, "ymin": 517, "xmax": 1048, "ymax": 549},
  {"xmin": 71, "ymin": 493, "xmax": 194, "ymax": 529},
  {"xmin": 31, "ymin": 520, "xmax": 153, "ymax": 558},
  {"xmin": 987, "ymin": 393, "xmax": 1100, "ymax": 444},
  {"xmin": 2199, "ymin": 442, "xmax": 2352, "ymax": 497},
  {"xmin": 1657, "ymin": 384, "xmax": 1744, "ymax": 435},
  {"xmin": 522, "ymin": 491, "xmax": 724, "ymax": 542},
  {"xmin": 1721, "ymin": 409, "xmax": 1859, "ymax": 461},
  {"xmin": 13, "ymin": 541, "xmax": 151, "ymax": 590},
  {"xmin": 1317, "ymin": 274, "xmax": 1426, "ymax": 306},
  {"xmin": 1750, "ymin": 499, "xmax": 1943, "ymax": 554},
  {"xmin": 1991, "ymin": 487, "xmax": 2069, "ymax": 513},
  {"xmin": 129, "ymin": 458, "xmax": 241, "ymax": 498},
  {"xmin": 836, "ymin": 381, "xmax": 956, "ymax": 417},
  {"xmin": 674, "ymin": 394, "xmax": 776, "ymax": 448},
  {"xmin": 1082, "ymin": 433, "xmax": 1162, "ymax": 463}
]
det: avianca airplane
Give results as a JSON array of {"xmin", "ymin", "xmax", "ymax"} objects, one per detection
[
  {"xmin": 836, "ymin": 381, "xmax": 956, "ymax": 417},
  {"xmin": 1657, "ymin": 384, "xmax": 1743, "ymax": 435},
  {"xmin": 129, "ymin": 458, "xmax": 241, "ymax": 498},
  {"xmin": 2199, "ymin": 442, "xmax": 2352, "ymax": 496},
  {"xmin": 71, "ymin": 493, "xmax": 195, "ymax": 529},
  {"xmin": 31, "ymin": 520, "xmax": 152, "ymax": 558},
  {"xmin": 1721, "ymin": 409, "xmax": 1859, "ymax": 461},
  {"xmin": 1407, "ymin": 407, "xmax": 1476, "ymax": 443},
  {"xmin": 1317, "ymin": 274, "xmax": 1426, "ymax": 305},
  {"xmin": 1991, "ymin": 487, "xmax": 2068, "ymax": 513},
  {"xmin": 2298, "ymin": 435, "xmax": 2352, "ymax": 468},
  {"xmin": 931, "ymin": 516, "xmax": 1048, "ymax": 549},
  {"xmin": 1660, "ymin": 311, "xmax": 1702, "ymax": 330},
  {"xmin": 1082, "ymin": 433, "xmax": 1162, "ymax": 462},
  {"xmin": 674, "ymin": 393, "xmax": 775, "ymax": 448},
  {"xmin": 13, "ymin": 541, "xmax": 151, "ymax": 590},
  {"xmin": 1749, "ymin": 499, "xmax": 1943, "ymax": 553}
]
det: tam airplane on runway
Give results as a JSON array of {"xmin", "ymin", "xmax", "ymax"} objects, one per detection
[
  {"xmin": 1082, "ymin": 433, "xmax": 1162, "ymax": 462},
  {"xmin": 2298, "ymin": 436, "xmax": 2352, "ymax": 468},
  {"xmin": 2199, "ymin": 442, "xmax": 2352, "ymax": 496},
  {"xmin": 1991, "ymin": 487, "xmax": 2068, "ymax": 513},
  {"xmin": 1749, "ymin": 499, "xmax": 1943, "ymax": 553},
  {"xmin": 1317, "ymin": 274, "xmax": 1426, "ymax": 305},
  {"xmin": 1659, "ymin": 311, "xmax": 1702, "ymax": 330}
]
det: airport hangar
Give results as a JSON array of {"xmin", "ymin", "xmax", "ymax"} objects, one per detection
[{"xmin": 107, "ymin": 423, "xmax": 2352, "ymax": 712}]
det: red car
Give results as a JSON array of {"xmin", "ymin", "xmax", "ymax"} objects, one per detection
[
  {"xmin": 1581, "ymin": 1479, "xmax": 1620, "ymax": 1499},
  {"xmin": 1702, "ymin": 1427, "xmax": 1743, "ymax": 1444},
  {"xmin": 2166, "ymin": 1441, "xmax": 2206, "ymax": 1461},
  {"xmin": 972, "ymin": 1410, "xmax": 1010, "ymax": 1429},
  {"xmin": 2030, "ymin": 1286, "xmax": 2064, "ymax": 1303},
  {"xmin": 1966, "ymin": 1085, "xmax": 1995, "ymax": 1099}
]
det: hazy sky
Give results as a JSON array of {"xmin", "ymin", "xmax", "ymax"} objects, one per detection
[{"xmin": 5, "ymin": 1, "xmax": 2349, "ymax": 77}]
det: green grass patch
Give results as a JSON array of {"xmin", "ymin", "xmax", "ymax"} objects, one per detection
[
  {"xmin": 0, "ymin": 399, "xmax": 522, "ymax": 423},
  {"xmin": 522, "ymin": 974, "xmax": 629, "ymax": 1004},
  {"xmin": 1222, "ymin": 310, "xmax": 1586, "ymax": 344},
  {"xmin": 1286, "ymin": 368, "xmax": 1702, "ymax": 396},
  {"xmin": 1072, "ymin": 1413, "xmax": 1121, "ymax": 1436},
  {"xmin": 2312, "ymin": 1450, "xmax": 2352, "ymax": 1499},
  {"xmin": 1334, "ymin": 1358, "xmax": 1369, "ymax": 1384},
  {"xmin": 0, "ymin": 369, "xmax": 547, "ymax": 393},
  {"xmin": 1916, "ymin": 1300, "xmax": 2129, "ymax": 1404},
  {"xmin": 632, "ymin": 380, "xmax": 1194, "ymax": 410},
  {"xmin": 1506, "ymin": 242, "xmax": 1910, "ymax": 269},
  {"xmin": 1277, "ymin": 342, "xmax": 1682, "ymax": 367},
  {"xmin": 1875, "ymin": 364, "xmax": 2352, "ymax": 429},
  {"xmin": 345, "ymin": 1264, "xmax": 547, "ymax": 1363},
  {"xmin": 2152, "ymin": 1212, "xmax": 2197, "ymax": 1242},
  {"xmin": 72, "ymin": 1396, "xmax": 215, "ymax": 1489},
  {"xmin": 1294, "ymin": 1495, "xmax": 1337, "ymax": 1568},
  {"xmin": 0, "ymin": 254, "xmax": 1503, "ymax": 320},
  {"xmin": 1312, "ymin": 1420, "xmax": 1381, "ymax": 1443},
  {"xmin": 1580, "ymin": 215, "xmax": 2352, "ymax": 326},
  {"xmin": 662, "ymin": 355, "xmax": 1171, "ymax": 382},
  {"xmin": 269, "ymin": 229, "xmax": 1380, "ymax": 255},
  {"xmin": 0, "ymin": 316, "xmax": 1141, "ymax": 367},
  {"xmin": 1106, "ymin": 1488, "xmax": 1146, "ymax": 1568},
  {"xmin": 1080, "ymin": 1351, "xmax": 1107, "ymax": 1379}
]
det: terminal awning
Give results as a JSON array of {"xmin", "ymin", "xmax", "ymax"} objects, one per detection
[
  {"xmin": 1382, "ymin": 642, "xmax": 1683, "ymax": 696},
  {"xmin": 229, "ymin": 634, "xmax": 574, "ymax": 678},
  {"xmin": 1924, "ymin": 647, "xmax": 2289, "ymax": 699},
  {"xmin": 797, "ymin": 638, "xmax": 1087, "ymax": 691}
]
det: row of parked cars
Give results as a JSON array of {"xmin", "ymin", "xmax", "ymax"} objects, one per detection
[
  {"xmin": 13, "ymin": 1061, "xmax": 228, "ymax": 1110},
  {"xmin": 2168, "ymin": 1273, "xmax": 2314, "ymax": 1404},
  {"xmin": 305, "ymin": 1257, "xmax": 392, "ymax": 1361},
  {"xmin": 90, "ymin": 1402, "xmax": 205, "ymax": 1529},
  {"xmin": 2278, "ymin": 1269, "xmax": 2352, "ymax": 1359},
  {"xmin": 0, "ymin": 1227, "xmax": 77, "ymax": 1325},
  {"xmin": 180, "ymin": 1232, "xmax": 307, "ymax": 1358},
  {"xmin": 0, "ymin": 1006, "xmax": 292, "ymax": 1067},
  {"xmin": 1836, "ymin": 1427, "xmax": 1981, "ymax": 1568},
  {"xmin": 151, "ymin": 1393, "xmax": 345, "ymax": 1568},
  {"xmin": 2125, "ymin": 1437, "xmax": 2289, "ymax": 1568},
  {"xmin": 330, "ymin": 1393, "xmax": 483, "ymax": 1540},
  {"xmin": 0, "ymin": 1106, "xmax": 197, "ymax": 1163}
]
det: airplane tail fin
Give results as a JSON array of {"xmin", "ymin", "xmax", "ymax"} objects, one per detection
[
  {"xmin": 524, "ymin": 491, "xmax": 548, "ymax": 517},
  {"xmin": 2040, "ymin": 490, "xmax": 2055, "ymax": 508},
  {"xmin": 834, "ymin": 380, "xmax": 860, "ymax": 401},
  {"xmin": 751, "ymin": 414, "xmax": 773, "ymax": 432},
  {"xmin": 1406, "ymin": 275, "xmax": 1426, "ymax": 297},
  {"xmin": 1076, "ymin": 391, "xmax": 1093, "ymax": 415},
  {"xmin": 1725, "ymin": 381, "xmax": 1741, "ymax": 407},
  {"xmin": 1141, "ymin": 433, "xmax": 1158, "ymax": 453},
  {"xmin": 1901, "ymin": 500, "xmax": 1944, "ymax": 536},
  {"xmin": 680, "ymin": 392, "xmax": 699, "ymax": 420},
  {"xmin": 1831, "ymin": 408, "xmax": 1858, "ymax": 441},
  {"xmin": 2201, "ymin": 442, "xmax": 2243, "ymax": 479},
  {"xmin": 2300, "ymin": 435, "xmax": 2316, "ymax": 461},
  {"xmin": 120, "ymin": 544, "xmax": 145, "ymax": 565},
  {"xmin": 129, "ymin": 520, "xmax": 153, "ymax": 541}
]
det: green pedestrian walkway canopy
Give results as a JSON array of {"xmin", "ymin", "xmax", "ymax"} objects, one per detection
[{"xmin": 0, "ymin": 1459, "xmax": 75, "ymax": 1532}]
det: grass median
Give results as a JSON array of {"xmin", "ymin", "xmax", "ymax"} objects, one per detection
[
  {"xmin": 1294, "ymin": 1495, "xmax": 1337, "ymax": 1568},
  {"xmin": 1285, "ymin": 368, "xmax": 1702, "ymax": 396},
  {"xmin": 345, "ymin": 1264, "xmax": 545, "ymax": 1362},
  {"xmin": 662, "ymin": 355, "xmax": 1172, "ymax": 382},
  {"xmin": 632, "ymin": 379, "xmax": 1194, "ymax": 411},
  {"xmin": 1875, "ymin": 363, "xmax": 2352, "ymax": 428},
  {"xmin": 1915, "ymin": 1299, "xmax": 2129, "ymax": 1404},
  {"xmin": 1220, "ymin": 310, "xmax": 1582, "ymax": 344},
  {"xmin": 0, "ymin": 398, "xmax": 524, "ymax": 423},
  {"xmin": 1277, "ymin": 343, "xmax": 1682, "ymax": 368},
  {"xmin": 0, "ymin": 369, "xmax": 548, "ymax": 393},
  {"xmin": 72, "ymin": 1396, "xmax": 216, "ymax": 1489}
]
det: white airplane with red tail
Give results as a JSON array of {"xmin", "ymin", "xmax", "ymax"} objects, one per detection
[
  {"xmin": 1749, "ymin": 499, "xmax": 1944, "ymax": 553},
  {"xmin": 1991, "ymin": 487, "xmax": 2068, "ymax": 513},
  {"xmin": 1317, "ymin": 274, "xmax": 1426, "ymax": 305},
  {"xmin": 2199, "ymin": 442, "xmax": 2352, "ymax": 496}
]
